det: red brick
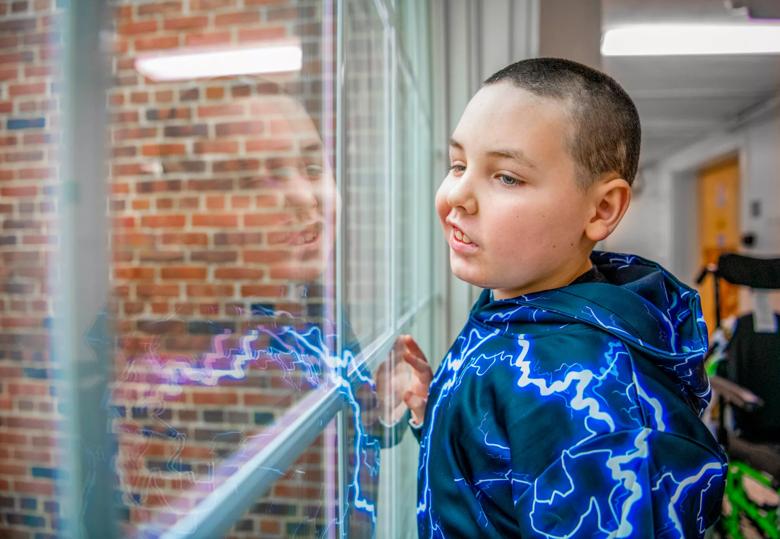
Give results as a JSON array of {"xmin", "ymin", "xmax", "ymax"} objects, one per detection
[
  {"xmin": 184, "ymin": 31, "xmax": 231, "ymax": 47},
  {"xmin": 237, "ymin": 26, "xmax": 287, "ymax": 42},
  {"xmin": 185, "ymin": 284, "xmax": 233, "ymax": 297},
  {"xmin": 215, "ymin": 11, "xmax": 260, "ymax": 25},
  {"xmin": 114, "ymin": 267, "xmax": 155, "ymax": 280},
  {"xmin": 135, "ymin": 35, "xmax": 179, "ymax": 52},
  {"xmin": 150, "ymin": 302, "xmax": 169, "ymax": 315},
  {"xmin": 205, "ymin": 195, "xmax": 225, "ymax": 209},
  {"xmin": 1, "ymin": 186, "xmax": 37, "ymax": 197},
  {"xmin": 197, "ymin": 104, "xmax": 244, "ymax": 118},
  {"xmin": 0, "ymin": 67, "xmax": 18, "ymax": 81},
  {"xmin": 141, "ymin": 215, "xmax": 186, "ymax": 228},
  {"xmin": 24, "ymin": 64, "xmax": 53, "ymax": 78},
  {"xmin": 141, "ymin": 143, "xmax": 186, "ymax": 157},
  {"xmin": 16, "ymin": 168, "xmax": 50, "ymax": 181},
  {"xmin": 14, "ymin": 480, "xmax": 55, "ymax": 496},
  {"xmin": 130, "ymin": 91, "xmax": 149, "ymax": 104},
  {"xmin": 245, "ymin": 138, "xmax": 294, "ymax": 153},
  {"xmin": 163, "ymin": 15, "xmax": 208, "ymax": 31},
  {"xmin": 255, "ymin": 194, "xmax": 281, "ymax": 207},
  {"xmin": 8, "ymin": 382, "xmax": 48, "ymax": 396},
  {"xmin": 260, "ymin": 520, "xmax": 281, "ymax": 534},
  {"xmin": 136, "ymin": 284, "xmax": 180, "ymax": 298},
  {"xmin": 192, "ymin": 392, "xmax": 237, "ymax": 405},
  {"xmin": 160, "ymin": 266, "xmax": 207, "ymax": 280},
  {"xmin": 190, "ymin": 251, "xmax": 237, "ymax": 263},
  {"xmin": 243, "ymin": 212, "xmax": 290, "ymax": 227},
  {"xmin": 244, "ymin": 250, "xmax": 290, "ymax": 263},
  {"xmin": 240, "ymin": 285, "xmax": 286, "ymax": 297},
  {"xmin": 9, "ymin": 82, "xmax": 45, "ymax": 97},
  {"xmin": 231, "ymin": 195, "xmax": 251, "ymax": 209},
  {"xmin": 155, "ymin": 89, "xmax": 173, "ymax": 102},
  {"xmin": 130, "ymin": 200, "xmax": 149, "ymax": 212},
  {"xmin": 139, "ymin": 251, "xmax": 185, "ymax": 263},
  {"xmin": 192, "ymin": 214, "xmax": 237, "ymax": 227},
  {"xmin": 215, "ymin": 121, "xmax": 264, "ymax": 136},
  {"xmin": 113, "ymin": 126, "xmax": 157, "ymax": 141},
  {"xmin": 0, "ymin": 431, "xmax": 28, "ymax": 444},
  {"xmin": 194, "ymin": 140, "xmax": 238, "ymax": 154},
  {"xmin": 118, "ymin": 20, "xmax": 157, "ymax": 35},
  {"xmin": 137, "ymin": 0, "xmax": 181, "ymax": 16},
  {"xmin": 205, "ymin": 86, "xmax": 224, "ymax": 100},
  {"xmin": 160, "ymin": 233, "xmax": 208, "ymax": 246}
]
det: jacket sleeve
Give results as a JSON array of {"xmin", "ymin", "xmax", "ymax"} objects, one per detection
[{"xmin": 511, "ymin": 428, "xmax": 726, "ymax": 538}]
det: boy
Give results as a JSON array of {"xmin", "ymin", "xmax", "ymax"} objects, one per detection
[{"xmin": 397, "ymin": 58, "xmax": 727, "ymax": 538}]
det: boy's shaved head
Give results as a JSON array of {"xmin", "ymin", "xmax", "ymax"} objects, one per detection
[{"xmin": 484, "ymin": 57, "xmax": 641, "ymax": 188}]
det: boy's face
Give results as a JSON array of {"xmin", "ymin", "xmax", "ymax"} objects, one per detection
[{"xmin": 435, "ymin": 82, "xmax": 597, "ymax": 299}]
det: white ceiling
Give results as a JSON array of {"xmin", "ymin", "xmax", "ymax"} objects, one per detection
[{"xmin": 601, "ymin": 0, "xmax": 780, "ymax": 167}]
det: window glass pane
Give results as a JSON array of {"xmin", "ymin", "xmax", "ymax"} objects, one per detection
[
  {"xmin": 136, "ymin": 417, "xmax": 340, "ymax": 538},
  {"xmin": 0, "ymin": 0, "xmax": 64, "ymax": 535},
  {"xmin": 395, "ymin": 68, "xmax": 419, "ymax": 316},
  {"xmin": 343, "ymin": 0, "xmax": 389, "ymax": 347},
  {"xmin": 105, "ymin": 0, "xmax": 341, "ymax": 533},
  {"xmin": 0, "ymin": 0, "xmax": 435, "ymax": 537}
]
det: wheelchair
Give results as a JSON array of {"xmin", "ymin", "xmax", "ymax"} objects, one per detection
[{"xmin": 697, "ymin": 253, "xmax": 780, "ymax": 538}]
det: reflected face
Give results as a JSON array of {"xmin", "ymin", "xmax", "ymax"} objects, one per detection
[
  {"xmin": 246, "ymin": 96, "xmax": 339, "ymax": 282},
  {"xmin": 435, "ymin": 82, "xmax": 595, "ymax": 299}
]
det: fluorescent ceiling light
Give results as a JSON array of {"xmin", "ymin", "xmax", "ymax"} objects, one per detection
[
  {"xmin": 135, "ymin": 45, "xmax": 302, "ymax": 81},
  {"xmin": 602, "ymin": 24, "xmax": 780, "ymax": 56}
]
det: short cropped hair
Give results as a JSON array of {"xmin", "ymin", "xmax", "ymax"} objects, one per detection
[{"xmin": 484, "ymin": 58, "xmax": 641, "ymax": 188}]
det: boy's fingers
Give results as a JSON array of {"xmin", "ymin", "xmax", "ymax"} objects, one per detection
[
  {"xmin": 404, "ymin": 336, "xmax": 427, "ymax": 362},
  {"xmin": 402, "ymin": 351, "xmax": 432, "ymax": 380},
  {"xmin": 403, "ymin": 391, "xmax": 427, "ymax": 413}
]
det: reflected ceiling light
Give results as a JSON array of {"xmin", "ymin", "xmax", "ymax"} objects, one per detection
[
  {"xmin": 135, "ymin": 45, "xmax": 302, "ymax": 81},
  {"xmin": 602, "ymin": 24, "xmax": 780, "ymax": 56}
]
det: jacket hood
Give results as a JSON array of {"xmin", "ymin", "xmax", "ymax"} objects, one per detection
[{"xmin": 471, "ymin": 251, "xmax": 711, "ymax": 414}]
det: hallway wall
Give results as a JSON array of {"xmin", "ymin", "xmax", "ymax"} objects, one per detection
[{"xmin": 603, "ymin": 100, "xmax": 780, "ymax": 293}]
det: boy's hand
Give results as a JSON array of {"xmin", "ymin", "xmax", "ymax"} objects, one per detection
[
  {"xmin": 398, "ymin": 334, "xmax": 432, "ymax": 425},
  {"xmin": 374, "ymin": 334, "xmax": 433, "ymax": 426}
]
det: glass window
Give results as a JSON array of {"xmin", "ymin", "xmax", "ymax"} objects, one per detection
[
  {"xmin": 342, "ymin": 0, "xmax": 390, "ymax": 348},
  {"xmin": 0, "ymin": 0, "xmax": 436, "ymax": 537}
]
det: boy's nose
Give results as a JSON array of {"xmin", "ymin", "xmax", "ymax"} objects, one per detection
[{"xmin": 446, "ymin": 175, "xmax": 477, "ymax": 214}]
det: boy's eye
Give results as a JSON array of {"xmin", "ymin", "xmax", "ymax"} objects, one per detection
[
  {"xmin": 448, "ymin": 164, "xmax": 466, "ymax": 174},
  {"xmin": 497, "ymin": 174, "xmax": 521, "ymax": 186},
  {"xmin": 305, "ymin": 163, "xmax": 323, "ymax": 179}
]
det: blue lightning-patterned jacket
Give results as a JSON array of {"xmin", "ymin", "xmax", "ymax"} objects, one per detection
[{"xmin": 415, "ymin": 251, "xmax": 727, "ymax": 538}]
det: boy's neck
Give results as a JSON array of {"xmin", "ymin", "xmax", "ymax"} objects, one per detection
[{"xmin": 492, "ymin": 256, "xmax": 594, "ymax": 300}]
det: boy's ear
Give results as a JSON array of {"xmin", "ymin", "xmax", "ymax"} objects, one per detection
[{"xmin": 584, "ymin": 176, "xmax": 631, "ymax": 242}]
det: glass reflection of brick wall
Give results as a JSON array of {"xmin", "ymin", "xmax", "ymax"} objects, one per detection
[
  {"xmin": 109, "ymin": 0, "xmax": 335, "ymax": 536},
  {"xmin": 0, "ymin": 1, "xmax": 64, "ymax": 536},
  {"xmin": 0, "ymin": 0, "xmax": 348, "ymax": 537}
]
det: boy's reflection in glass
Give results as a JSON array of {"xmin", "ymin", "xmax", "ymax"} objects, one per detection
[{"xmin": 104, "ymin": 82, "xmax": 397, "ymax": 536}]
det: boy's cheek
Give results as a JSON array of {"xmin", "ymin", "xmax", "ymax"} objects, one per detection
[{"xmin": 434, "ymin": 183, "xmax": 451, "ymax": 224}]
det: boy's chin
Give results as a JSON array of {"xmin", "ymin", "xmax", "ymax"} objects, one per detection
[{"xmin": 449, "ymin": 261, "xmax": 490, "ymax": 289}]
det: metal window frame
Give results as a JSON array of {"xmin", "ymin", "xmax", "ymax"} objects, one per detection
[{"xmin": 58, "ymin": 0, "xmax": 117, "ymax": 537}]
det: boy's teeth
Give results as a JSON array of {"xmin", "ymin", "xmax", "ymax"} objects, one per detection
[{"xmin": 454, "ymin": 229, "xmax": 472, "ymax": 244}]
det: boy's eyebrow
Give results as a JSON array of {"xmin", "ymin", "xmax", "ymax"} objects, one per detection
[{"xmin": 449, "ymin": 138, "xmax": 537, "ymax": 169}]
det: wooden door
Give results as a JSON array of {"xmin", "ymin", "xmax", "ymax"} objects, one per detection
[{"xmin": 697, "ymin": 156, "xmax": 740, "ymax": 335}]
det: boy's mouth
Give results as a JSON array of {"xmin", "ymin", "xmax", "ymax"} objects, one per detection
[
  {"xmin": 447, "ymin": 222, "xmax": 479, "ymax": 253},
  {"xmin": 453, "ymin": 228, "xmax": 473, "ymax": 244}
]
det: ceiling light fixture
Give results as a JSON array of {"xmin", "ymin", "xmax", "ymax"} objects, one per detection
[
  {"xmin": 135, "ymin": 44, "xmax": 302, "ymax": 81},
  {"xmin": 602, "ymin": 24, "xmax": 780, "ymax": 56}
]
